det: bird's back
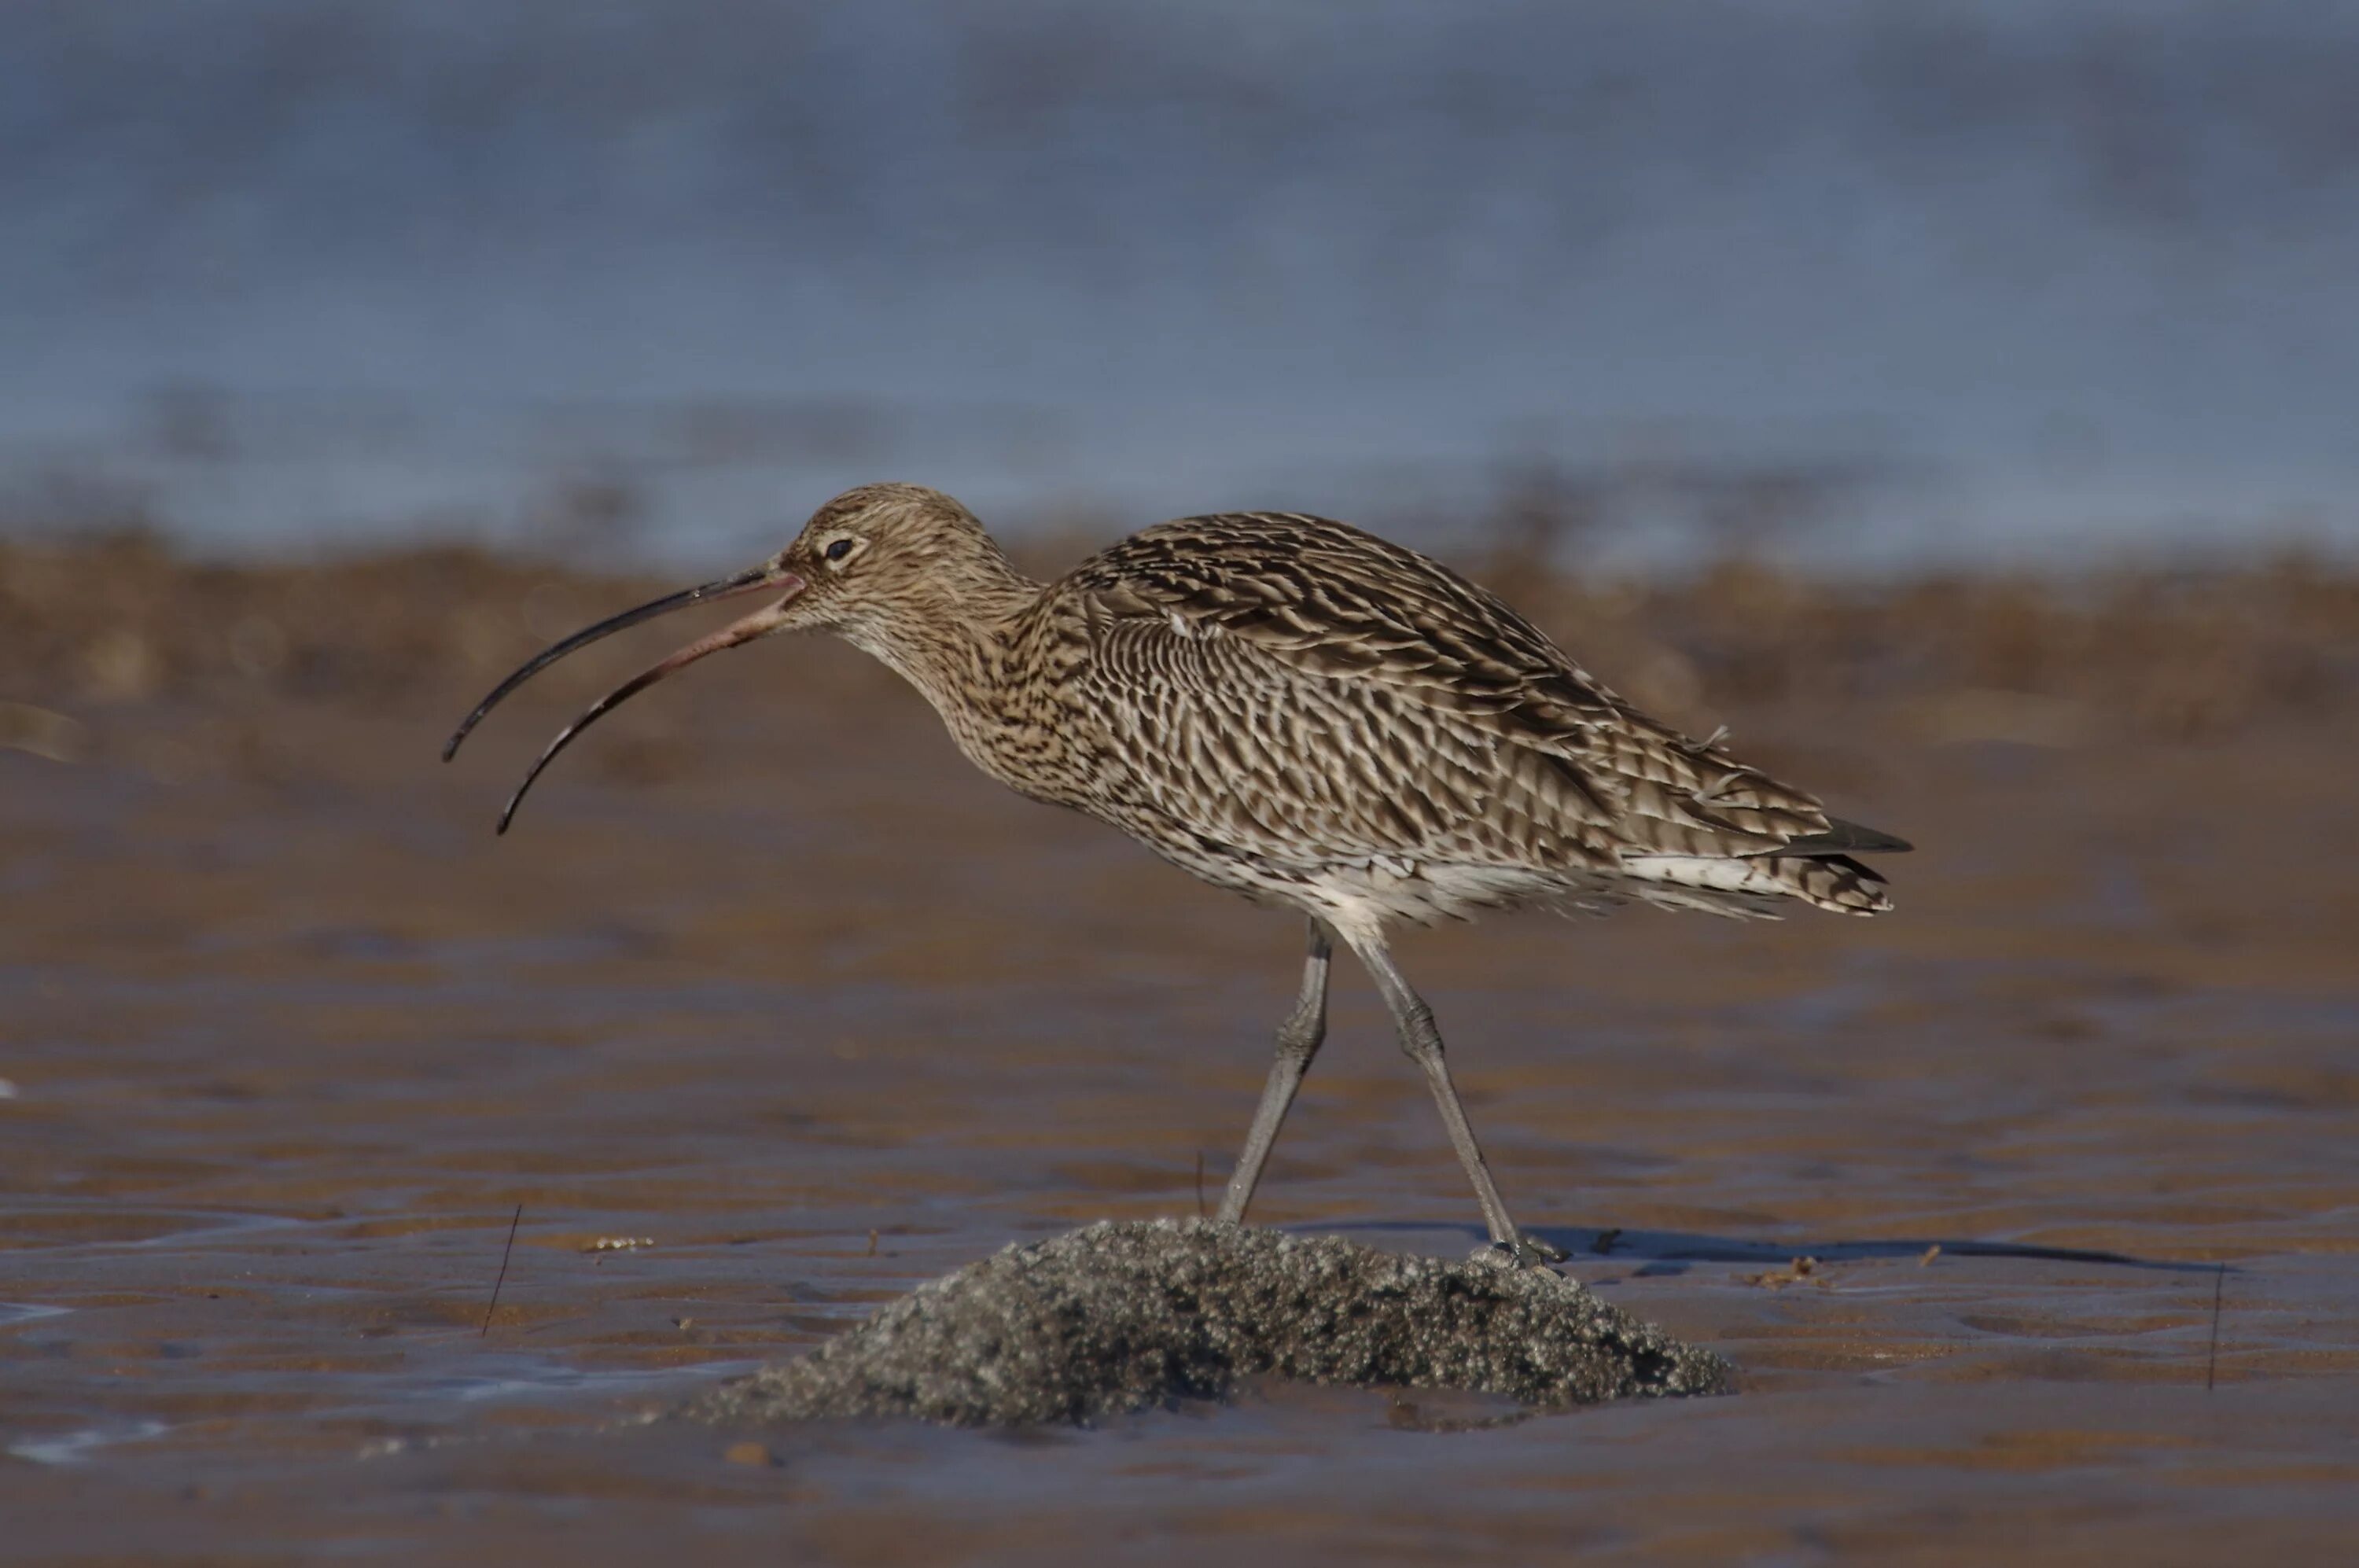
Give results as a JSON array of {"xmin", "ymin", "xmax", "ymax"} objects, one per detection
[{"xmin": 1006, "ymin": 511, "xmax": 1903, "ymax": 932}]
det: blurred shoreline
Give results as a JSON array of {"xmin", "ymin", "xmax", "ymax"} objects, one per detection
[
  {"xmin": 6, "ymin": 388, "xmax": 2351, "ymax": 576},
  {"xmin": 6, "ymin": 525, "xmax": 2351, "ymax": 771}
]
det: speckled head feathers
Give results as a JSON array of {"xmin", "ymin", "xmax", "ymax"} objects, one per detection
[{"xmin": 775, "ymin": 483, "xmax": 1032, "ymax": 635}]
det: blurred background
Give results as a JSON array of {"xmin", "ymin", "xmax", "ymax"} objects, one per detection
[
  {"xmin": 7, "ymin": 7, "xmax": 2359, "ymax": 1558},
  {"xmin": 7, "ymin": 0, "xmax": 2359, "ymax": 570}
]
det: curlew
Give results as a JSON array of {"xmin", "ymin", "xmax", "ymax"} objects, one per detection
[{"xmin": 447, "ymin": 484, "xmax": 1907, "ymax": 1263}]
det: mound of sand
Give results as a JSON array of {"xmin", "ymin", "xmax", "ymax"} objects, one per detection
[{"xmin": 689, "ymin": 1220, "xmax": 1728, "ymax": 1427}]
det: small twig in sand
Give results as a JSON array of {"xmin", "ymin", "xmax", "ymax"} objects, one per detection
[
  {"xmin": 1194, "ymin": 1152, "xmax": 1207, "ymax": 1219},
  {"xmin": 1746, "ymin": 1256, "xmax": 1820, "ymax": 1289},
  {"xmin": 2206, "ymin": 1263, "xmax": 2226, "ymax": 1391},
  {"xmin": 480, "ymin": 1203, "xmax": 522, "ymax": 1337},
  {"xmin": 866, "ymin": 1228, "xmax": 878, "ymax": 1258}
]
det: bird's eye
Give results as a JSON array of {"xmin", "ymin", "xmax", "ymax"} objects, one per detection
[{"xmin": 823, "ymin": 538, "xmax": 855, "ymax": 564}]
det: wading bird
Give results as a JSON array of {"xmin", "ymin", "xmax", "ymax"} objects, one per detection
[{"xmin": 447, "ymin": 484, "xmax": 1906, "ymax": 1263}]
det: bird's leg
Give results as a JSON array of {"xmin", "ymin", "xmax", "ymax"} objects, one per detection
[
  {"xmin": 1350, "ymin": 936, "xmax": 1567, "ymax": 1267},
  {"xmin": 1216, "ymin": 919, "xmax": 1333, "ymax": 1225}
]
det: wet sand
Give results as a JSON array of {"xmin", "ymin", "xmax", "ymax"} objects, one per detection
[{"xmin": 2, "ymin": 541, "xmax": 2356, "ymax": 1562}]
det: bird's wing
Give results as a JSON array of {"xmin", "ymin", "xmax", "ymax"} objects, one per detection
[
  {"xmin": 1063, "ymin": 511, "xmax": 1846, "ymax": 859},
  {"xmin": 1069, "ymin": 598, "xmax": 1692, "ymax": 881}
]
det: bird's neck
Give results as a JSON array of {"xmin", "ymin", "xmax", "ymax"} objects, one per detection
[{"xmin": 837, "ymin": 555, "xmax": 1044, "ymax": 724}]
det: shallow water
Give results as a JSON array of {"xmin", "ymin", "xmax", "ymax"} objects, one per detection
[{"xmin": 4, "ymin": 650, "xmax": 2357, "ymax": 1562}]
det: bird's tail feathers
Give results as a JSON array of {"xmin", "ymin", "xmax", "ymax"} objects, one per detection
[
  {"xmin": 1763, "ymin": 816, "xmax": 1914, "ymax": 858},
  {"xmin": 1619, "ymin": 849, "xmax": 1893, "ymax": 916}
]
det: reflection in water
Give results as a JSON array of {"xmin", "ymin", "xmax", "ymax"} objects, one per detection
[
  {"xmin": 1355, "ymin": 1222, "xmax": 2232, "ymax": 1275},
  {"xmin": 436, "ymin": 1359, "xmax": 761, "ymax": 1406},
  {"xmin": 7, "ymin": 1422, "xmax": 170, "ymax": 1467},
  {"xmin": 0, "ymin": 1302, "xmax": 73, "ymax": 1326}
]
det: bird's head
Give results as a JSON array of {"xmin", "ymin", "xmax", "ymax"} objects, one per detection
[
  {"xmin": 443, "ymin": 482, "xmax": 1007, "ymax": 833},
  {"xmin": 770, "ymin": 482, "xmax": 1010, "ymax": 636}
]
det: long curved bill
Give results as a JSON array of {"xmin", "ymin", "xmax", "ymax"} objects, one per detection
[
  {"xmin": 443, "ymin": 564, "xmax": 789, "ymax": 762},
  {"xmin": 441, "ymin": 563, "xmax": 805, "ymax": 834}
]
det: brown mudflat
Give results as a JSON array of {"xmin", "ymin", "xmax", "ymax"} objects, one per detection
[{"xmin": 2, "ymin": 540, "xmax": 2356, "ymax": 1563}]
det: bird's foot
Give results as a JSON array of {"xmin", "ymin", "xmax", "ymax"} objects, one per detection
[{"xmin": 1484, "ymin": 1235, "xmax": 1570, "ymax": 1271}]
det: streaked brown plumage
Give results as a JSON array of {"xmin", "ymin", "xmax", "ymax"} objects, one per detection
[{"xmin": 448, "ymin": 482, "xmax": 1909, "ymax": 1262}]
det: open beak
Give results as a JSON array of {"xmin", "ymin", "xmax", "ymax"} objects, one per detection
[{"xmin": 442, "ymin": 563, "xmax": 806, "ymax": 834}]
